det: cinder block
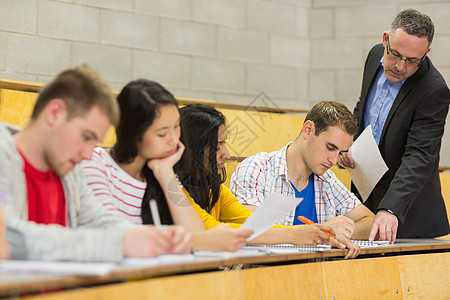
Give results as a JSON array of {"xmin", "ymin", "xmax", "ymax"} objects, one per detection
[
  {"xmin": 215, "ymin": 93, "xmax": 255, "ymax": 107},
  {"xmin": 38, "ymin": 1, "xmax": 99, "ymax": 42},
  {"xmin": 191, "ymin": 58, "xmax": 245, "ymax": 93},
  {"xmin": 313, "ymin": 0, "xmax": 364, "ymax": 7},
  {"xmin": 193, "ymin": 0, "xmax": 245, "ymax": 28},
  {"xmin": 161, "ymin": 19, "xmax": 215, "ymax": 57},
  {"xmin": 297, "ymin": 7, "xmax": 309, "ymax": 38},
  {"xmin": 72, "ymin": 0, "xmax": 133, "ymax": 11},
  {"xmin": 309, "ymin": 9, "xmax": 333, "ymax": 38},
  {"xmin": 247, "ymin": 0, "xmax": 298, "ymax": 35},
  {"xmin": 272, "ymin": 97, "xmax": 307, "ymax": 110},
  {"xmin": 0, "ymin": 33, "xmax": 6, "ymax": 70},
  {"xmin": 71, "ymin": 43, "xmax": 132, "ymax": 83},
  {"xmin": 364, "ymin": 38, "xmax": 383, "ymax": 56},
  {"xmin": 0, "ymin": 0, "xmax": 36, "ymax": 34},
  {"xmin": 101, "ymin": 10, "xmax": 159, "ymax": 50},
  {"xmin": 336, "ymin": 69, "xmax": 363, "ymax": 102},
  {"xmin": 308, "ymin": 71, "xmax": 335, "ymax": 101},
  {"xmin": 283, "ymin": 0, "xmax": 310, "ymax": 8},
  {"xmin": 7, "ymin": 36, "xmax": 71, "ymax": 76},
  {"xmin": 218, "ymin": 28, "xmax": 269, "ymax": 63},
  {"xmin": 133, "ymin": 51, "xmax": 190, "ymax": 90},
  {"xmin": 297, "ymin": 69, "xmax": 308, "ymax": 101},
  {"xmin": 134, "ymin": 0, "xmax": 191, "ymax": 20},
  {"xmin": 270, "ymin": 36, "xmax": 309, "ymax": 67},
  {"xmin": 311, "ymin": 38, "xmax": 364, "ymax": 69},
  {"xmin": 170, "ymin": 88, "xmax": 217, "ymax": 102},
  {"xmin": 0, "ymin": 71, "xmax": 37, "ymax": 82},
  {"xmin": 246, "ymin": 64, "xmax": 297, "ymax": 98},
  {"xmin": 335, "ymin": 5, "xmax": 396, "ymax": 37}
]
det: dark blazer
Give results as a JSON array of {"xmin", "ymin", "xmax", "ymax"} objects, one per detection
[{"xmin": 353, "ymin": 43, "xmax": 450, "ymax": 238}]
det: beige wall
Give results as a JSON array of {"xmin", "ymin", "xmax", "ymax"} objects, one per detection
[{"xmin": 0, "ymin": 0, "xmax": 449, "ymax": 164}]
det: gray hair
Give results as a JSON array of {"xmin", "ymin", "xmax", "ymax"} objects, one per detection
[{"xmin": 390, "ymin": 9, "xmax": 434, "ymax": 46}]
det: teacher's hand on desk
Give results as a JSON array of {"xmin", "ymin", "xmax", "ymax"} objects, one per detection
[
  {"xmin": 123, "ymin": 225, "xmax": 192, "ymax": 257},
  {"xmin": 369, "ymin": 210, "xmax": 398, "ymax": 244}
]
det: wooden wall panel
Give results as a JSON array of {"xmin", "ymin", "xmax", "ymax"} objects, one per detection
[
  {"xmin": 25, "ymin": 271, "xmax": 245, "ymax": 300},
  {"xmin": 241, "ymin": 263, "xmax": 326, "ymax": 300},
  {"xmin": 323, "ymin": 257, "xmax": 403, "ymax": 300},
  {"xmin": 398, "ymin": 252, "xmax": 450, "ymax": 299}
]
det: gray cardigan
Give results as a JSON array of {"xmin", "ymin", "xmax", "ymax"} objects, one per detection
[{"xmin": 0, "ymin": 124, "xmax": 136, "ymax": 262}]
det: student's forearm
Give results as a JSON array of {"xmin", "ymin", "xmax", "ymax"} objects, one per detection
[
  {"xmin": 158, "ymin": 172, "xmax": 205, "ymax": 231},
  {"xmin": 352, "ymin": 215, "xmax": 374, "ymax": 239}
]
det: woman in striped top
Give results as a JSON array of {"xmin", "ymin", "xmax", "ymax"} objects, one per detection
[{"xmin": 83, "ymin": 79, "xmax": 252, "ymax": 252}]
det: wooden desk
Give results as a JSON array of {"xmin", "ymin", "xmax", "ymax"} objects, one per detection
[{"xmin": 1, "ymin": 239, "xmax": 449, "ymax": 299}]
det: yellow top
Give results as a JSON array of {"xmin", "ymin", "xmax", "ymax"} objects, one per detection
[{"xmin": 186, "ymin": 184, "xmax": 292, "ymax": 229}]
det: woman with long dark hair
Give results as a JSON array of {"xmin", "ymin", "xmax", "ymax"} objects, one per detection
[
  {"xmin": 83, "ymin": 80, "xmax": 252, "ymax": 251},
  {"xmin": 180, "ymin": 104, "xmax": 350, "ymax": 248}
]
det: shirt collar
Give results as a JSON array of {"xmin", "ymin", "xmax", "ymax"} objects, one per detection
[
  {"xmin": 273, "ymin": 142, "xmax": 329, "ymax": 184},
  {"xmin": 272, "ymin": 143, "xmax": 291, "ymax": 180}
]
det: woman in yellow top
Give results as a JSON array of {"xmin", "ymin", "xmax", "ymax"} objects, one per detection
[{"xmin": 179, "ymin": 104, "xmax": 358, "ymax": 255}]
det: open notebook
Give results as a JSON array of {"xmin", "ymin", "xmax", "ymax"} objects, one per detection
[
  {"xmin": 242, "ymin": 240, "xmax": 391, "ymax": 254},
  {"xmin": 243, "ymin": 244, "xmax": 332, "ymax": 254}
]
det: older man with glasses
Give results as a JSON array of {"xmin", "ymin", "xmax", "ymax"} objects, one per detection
[{"xmin": 339, "ymin": 8, "xmax": 450, "ymax": 243}]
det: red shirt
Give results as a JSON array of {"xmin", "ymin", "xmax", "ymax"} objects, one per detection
[{"xmin": 19, "ymin": 150, "xmax": 67, "ymax": 226}]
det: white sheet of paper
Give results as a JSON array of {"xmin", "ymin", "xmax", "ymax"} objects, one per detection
[
  {"xmin": 240, "ymin": 194, "xmax": 303, "ymax": 240},
  {"xmin": 347, "ymin": 126, "xmax": 388, "ymax": 202}
]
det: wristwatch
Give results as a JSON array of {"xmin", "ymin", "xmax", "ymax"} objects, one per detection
[{"xmin": 385, "ymin": 209, "xmax": 396, "ymax": 215}]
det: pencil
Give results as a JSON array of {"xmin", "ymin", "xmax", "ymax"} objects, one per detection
[
  {"xmin": 149, "ymin": 199, "xmax": 162, "ymax": 227},
  {"xmin": 297, "ymin": 216, "xmax": 334, "ymax": 237}
]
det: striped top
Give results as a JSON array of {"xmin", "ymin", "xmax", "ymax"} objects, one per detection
[{"xmin": 82, "ymin": 147, "xmax": 146, "ymax": 224}]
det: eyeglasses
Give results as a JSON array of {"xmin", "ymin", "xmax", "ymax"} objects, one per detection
[{"xmin": 386, "ymin": 35, "xmax": 427, "ymax": 68}]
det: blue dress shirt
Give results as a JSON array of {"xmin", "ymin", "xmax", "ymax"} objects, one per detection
[{"xmin": 364, "ymin": 58, "xmax": 404, "ymax": 145}]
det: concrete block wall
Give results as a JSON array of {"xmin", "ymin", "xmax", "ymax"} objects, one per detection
[
  {"xmin": 0, "ymin": 0, "xmax": 449, "ymax": 164},
  {"xmin": 0, "ymin": 0, "xmax": 311, "ymax": 110}
]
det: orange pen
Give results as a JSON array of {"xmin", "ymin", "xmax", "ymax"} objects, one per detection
[{"xmin": 297, "ymin": 216, "xmax": 334, "ymax": 238}]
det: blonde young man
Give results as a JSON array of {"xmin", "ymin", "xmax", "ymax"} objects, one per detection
[
  {"xmin": 230, "ymin": 101, "xmax": 374, "ymax": 249},
  {"xmin": 1, "ymin": 65, "xmax": 190, "ymax": 261}
]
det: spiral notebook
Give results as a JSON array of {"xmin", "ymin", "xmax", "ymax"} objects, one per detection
[
  {"xmin": 351, "ymin": 240, "xmax": 390, "ymax": 248},
  {"xmin": 243, "ymin": 244, "xmax": 332, "ymax": 254}
]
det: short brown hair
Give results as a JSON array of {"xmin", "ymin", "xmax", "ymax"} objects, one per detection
[
  {"xmin": 305, "ymin": 101, "xmax": 357, "ymax": 136},
  {"xmin": 31, "ymin": 64, "xmax": 119, "ymax": 126},
  {"xmin": 390, "ymin": 9, "xmax": 434, "ymax": 46}
]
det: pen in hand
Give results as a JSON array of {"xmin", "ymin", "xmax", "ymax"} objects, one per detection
[
  {"xmin": 149, "ymin": 199, "xmax": 162, "ymax": 227},
  {"xmin": 297, "ymin": 216, "xmax": 334, "ymax": 238}
]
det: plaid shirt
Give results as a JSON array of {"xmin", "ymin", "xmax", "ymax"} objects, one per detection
[{"xmin": 229, "ymin": 143, "xmax": 362, "ymax": 226}]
